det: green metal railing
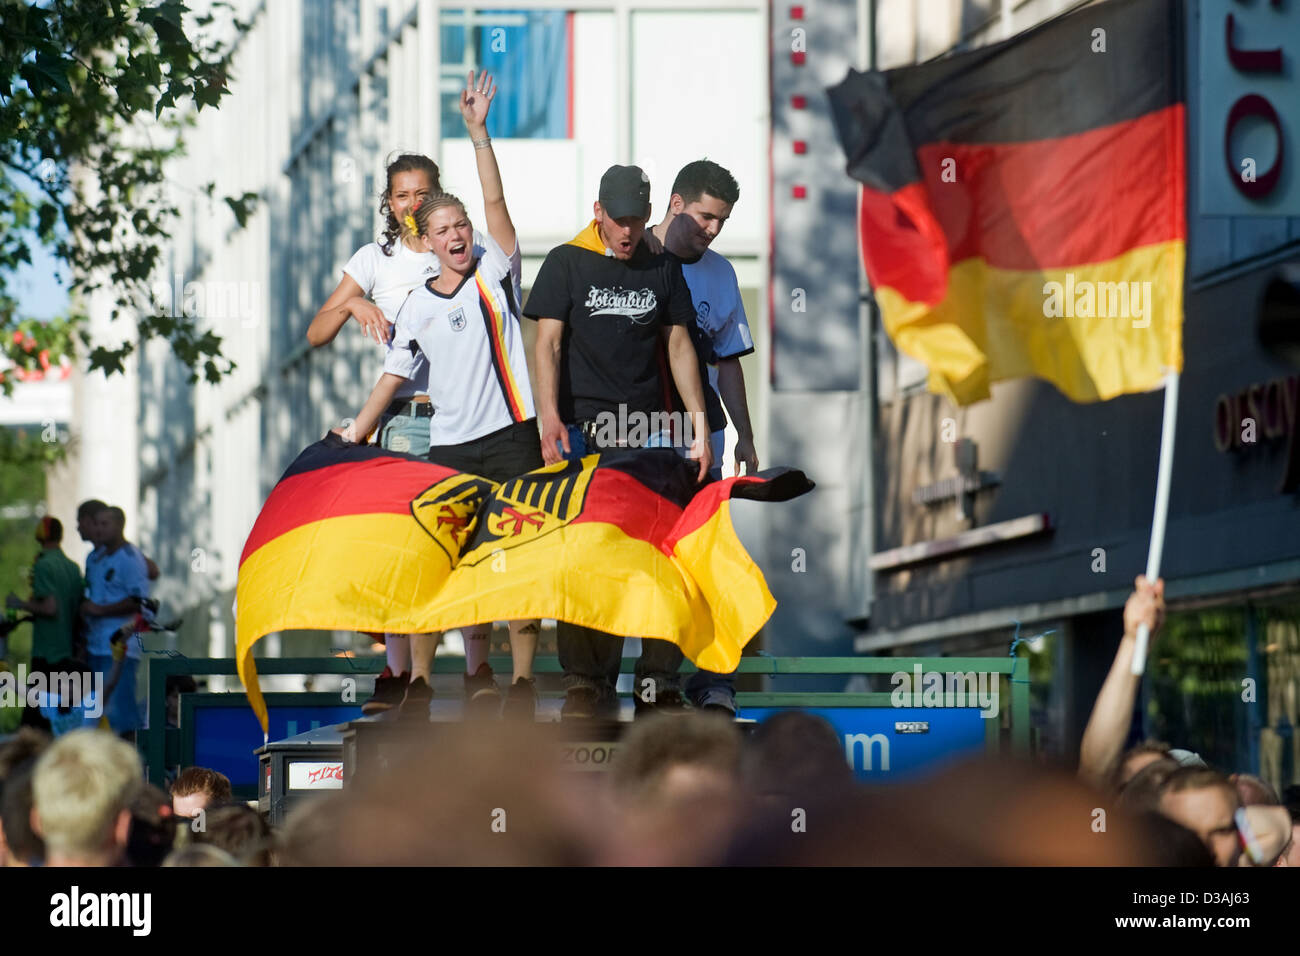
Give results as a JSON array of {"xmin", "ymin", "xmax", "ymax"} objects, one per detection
[{"xmin": 140, "ymin": 654, "xmax": 1031, "ymax": 787}]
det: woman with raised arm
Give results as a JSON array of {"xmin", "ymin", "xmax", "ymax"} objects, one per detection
[{"xmin": 337, "ymin": 71, "xmax": 544, "ymax": 720}]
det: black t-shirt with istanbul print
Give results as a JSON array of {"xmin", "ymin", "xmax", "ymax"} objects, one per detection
[{"xmin": 522, "ymin": 223, "xmax": 694, "ymax": 423}]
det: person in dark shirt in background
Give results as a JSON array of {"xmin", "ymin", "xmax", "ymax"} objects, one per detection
[
  {"xmin": 6, "ymin": 517, "xmax": 85, "ymax": 670},
  {"xmin": 525, "ymin": 164, "xmax": 712, "ymax": 720}
]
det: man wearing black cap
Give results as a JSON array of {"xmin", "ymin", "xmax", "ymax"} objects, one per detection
[{"xmin": 524, "ymin": 164, "xmax": 712, "ymax": 719}]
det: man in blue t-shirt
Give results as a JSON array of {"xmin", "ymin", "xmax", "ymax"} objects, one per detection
[
  {"xmin": 81, "ymin": 506, "xmax": 151, "ymax": 735},
  {"xmin": 646, "ymin": 160, "xmax": 759, "ymax": 716}
]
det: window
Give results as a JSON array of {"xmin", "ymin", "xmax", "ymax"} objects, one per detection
[
  {"xmin": 1144, "ymin": 600, "xmax": 1300, "ymax": 794},
  {"xmin": 440, "ymin": 10, "xmax": 571, "ymax": 140}
]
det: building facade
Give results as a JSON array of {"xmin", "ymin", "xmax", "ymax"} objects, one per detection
[
  {"xmin": 81, "ymin": 0, "xmax": 1299, "ymax": 786},
  {"xmin": 124, "ymin": 0, "xmax": 776, "ymax": 687},
  {"xmin": 861, "ymin": 0, "xmax": 1300, "ymax": 790}
]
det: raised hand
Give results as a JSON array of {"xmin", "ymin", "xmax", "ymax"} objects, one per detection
[
  {"xmin": 1123, "ymin": 575, "xmax": 1165, "ymax": 642},
  {"xmin": 461, "ymin": 70, "xmax": 496, "ymax": 132}
]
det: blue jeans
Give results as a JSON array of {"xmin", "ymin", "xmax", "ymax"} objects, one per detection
[
  {"xmin": 90, "ymin": 654, "xmax": 142, "ymax": 733},
  {"xmin": 554, "ymin": 424, "xmax": 683, "ymax": 701},
  {"xmin": 379, "ymin": 410, "xmax": 431, "ymax": 456},
  {"xmin": 686, "ymin": 668, "xmax": 736, "ymax": 710},
  {"xmin": 554, "ymin": 423, "xmax": 675, "ymax": 459},
  {"xmin": 691, "ymin": 428, "xmax": 736, "ymax": 708}
]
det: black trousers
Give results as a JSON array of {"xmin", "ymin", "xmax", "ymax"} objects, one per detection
[
  {"xmin": 557, "ymin": 623, "xmax": 684, "ymax": 699},
  {"xmin": 425, "ymin": 417, "xmax": 544, "ymax": 482}
]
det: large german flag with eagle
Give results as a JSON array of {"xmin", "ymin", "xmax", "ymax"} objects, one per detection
[
  {"xmin": 235, "ymin": 435, "xmax": 813, "ymax": 730},
  {"xmin": 827, "ymin": 0, "xmax": 1185, "ymax": 406}
]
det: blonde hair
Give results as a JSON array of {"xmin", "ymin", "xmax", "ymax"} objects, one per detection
[
  {"xmin": 32, "ymin": 729, "xmax": 142, "ymax": 859},
  {"xmin": 162, "ymin": 844, "xmax": 240, "ymax": 867},
  {"xmin": 410, "ymin": 191, "xmax": 468, "ymax": 238}
]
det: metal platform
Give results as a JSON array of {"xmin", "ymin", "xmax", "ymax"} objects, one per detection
[
  {"xmin": 145, "ymin": 656, "xmax": 1030, "ymax": 794},
  {"xmin": 255, "ymin": 723, "xmax": 347, "ymax": 825}
]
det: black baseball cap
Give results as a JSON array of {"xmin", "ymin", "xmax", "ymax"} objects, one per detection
[{"xmin": 598, "ymin": 165, "xmax": 652, "ymax": 220}]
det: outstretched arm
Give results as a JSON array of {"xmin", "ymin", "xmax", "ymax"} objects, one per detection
[
  {"xmin": 1079, "ymin": 575, "xmax": 1165, "ymax": 791},
  {"xmin": 335, "ymin": 373, "xmax": 407, "ymax": 445},
  {"xmin": 461, "ymin": 70, "xmax": 515, "ymax": 256},
  {"xmin": 7, "ymin": 592, "xmax": 56, "ymax": 617}
]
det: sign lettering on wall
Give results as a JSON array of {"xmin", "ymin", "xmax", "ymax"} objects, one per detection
[
  {"xmin": 1212, "ymin": 374, "xmax": 1300, "ymax": 492},
  {"xmin": 1199, "ymin": 0, "xmax": 1299, "ymax": 215}
]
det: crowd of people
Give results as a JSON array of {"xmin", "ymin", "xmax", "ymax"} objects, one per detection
[
  {"xmin": 0, "ymin": 565, "xmax": 1295, "ymax": 865},
  {"xmin": 2, "ymin": 608, "xmax": 1295, "ymax": 866},
  {"xmin": 2, "ymin": 500, "xmax": 159, "ymax": 740}
]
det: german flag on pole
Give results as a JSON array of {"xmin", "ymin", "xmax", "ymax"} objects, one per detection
[
  {"xmin": 827, "ymin": 0, "xmax": 1185, "ymax": 405},
  {"xmin": 235, "ymin": 436, "xmax": 813, "ymax": 731}
]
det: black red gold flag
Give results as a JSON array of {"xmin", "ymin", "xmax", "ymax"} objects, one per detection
[
  {"xmin": 828, "ymin": 0, "xmax": 1185, "ymax": 405},
  {"xmin": 236, "ymin": 436, "xmax": 813, "ymax": 730}
]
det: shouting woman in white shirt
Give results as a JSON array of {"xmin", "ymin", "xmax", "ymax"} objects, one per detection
[{"xmin": 338, "ymin": 71, "xmax": 543, "ymax": 721}]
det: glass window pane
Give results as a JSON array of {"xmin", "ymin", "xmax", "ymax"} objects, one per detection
[
  {"xmin": 1145, "ymin": 607, "xmax": 1250, "ymax": 777},
  {"xmin": 440, "ymin": 10, "xmax": 571, "ymax": 140}
]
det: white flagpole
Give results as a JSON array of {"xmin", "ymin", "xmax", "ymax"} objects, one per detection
[{"xmin": 1132, "ymin": 370, "xmax": 1180, "ymax": 675}]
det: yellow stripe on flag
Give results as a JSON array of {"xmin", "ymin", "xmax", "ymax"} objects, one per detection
[
  {"xmin": 235, "ymin": 445, "xmax": 811, "ymax": 733},
  {"xmin": 670, "ymin": 499, "xmax": 776, "ymax": 672},
  {"xmin": 875, "ymin": 240, "xmax": 1184, "ymax": 405}
]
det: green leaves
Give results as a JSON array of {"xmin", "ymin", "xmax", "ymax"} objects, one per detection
[
  {"xmin": 29, "ymin": 49, "xmax": 72, "ymax": 94},
  {"xmin": 35, "ymin": 203, "xmax": 58, "ymax": 240},
  {"xmin": 225, "ymin": 191, "xmax": 259, "ymax": 228},
  {"xmin": 139, "ymin": 0, "xmax": 190, "ymax": 48},
  {"xmin": 0, "ymin": 0, "xmax": 253, "ymax": 390}
]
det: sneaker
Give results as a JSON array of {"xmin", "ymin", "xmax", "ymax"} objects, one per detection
[
  {"xmin": 463, "ymin": 663, "xmax": 502, "ymax": 719},
  {"xmin": 561, "ymin": 686, "xmax": 599, "ymax": 720},
  {"xmin": 398, "ymin": 675, "xmax": 433, "ymax": 719},
  {"xmin": 502, "ymin": 677, "xmax": 538, "ymax": 722},
  {"xmin": 699, "ymin": 702, "xmax": 737, "ymax": 718},
  {"xmin": 694, "ymin": 688, "xmax": 738, "ymax": 718},
  {"xmin": 634, "ymin": 684, "xmax": 691, "ymax": 719},
  {"xmin": 595, "ymin": 684, "xmax": 622, "ymax": 721},
  {"xmin": 361, "ymin": 667, "xmax": 408, "ymax": 716}
]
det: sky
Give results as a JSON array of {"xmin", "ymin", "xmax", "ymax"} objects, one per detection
[
  {"xmin": 13, "ymin": 237, "xmax": 69, "ymax": 321},
  {"xmin": 10, "ymin": 166, "xmax": 71, "ymax": 322}
]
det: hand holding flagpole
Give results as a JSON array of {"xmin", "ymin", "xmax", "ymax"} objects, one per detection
[{"xmin": 1132, "ymin": 370, "xmax": 1179, "ymax": 675}]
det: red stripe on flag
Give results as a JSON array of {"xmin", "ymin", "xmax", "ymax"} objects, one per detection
[
  {"xmin": 917, "ymin": 105, "xmax": 1186, "ymax": 272},
  {"xmin": 859, "ymin": 106, "xmax": 1185, "ymax": 302},
  {"xmin": 239, "ymin": 458, "xmax": 457, "ymax": 564},
  {"xmin": 569, "ymin": 467, "xmax": 683, "ymax": 549},
  {"xmin": 859, "ymin": 180, "xmax": 951, "ymax": 306},
  {"xmin": 663, "ymin": 475, "xmax": 767, "ymax": 551}
]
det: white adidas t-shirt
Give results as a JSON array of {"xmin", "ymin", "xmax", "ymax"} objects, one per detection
[
  {"xmin": 343, "ymin": 239, "xmax": 441, "ymax": 399},
  {"xmin": 384, "ymin": 233, "xmax": 536, "ymax": 446}
]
